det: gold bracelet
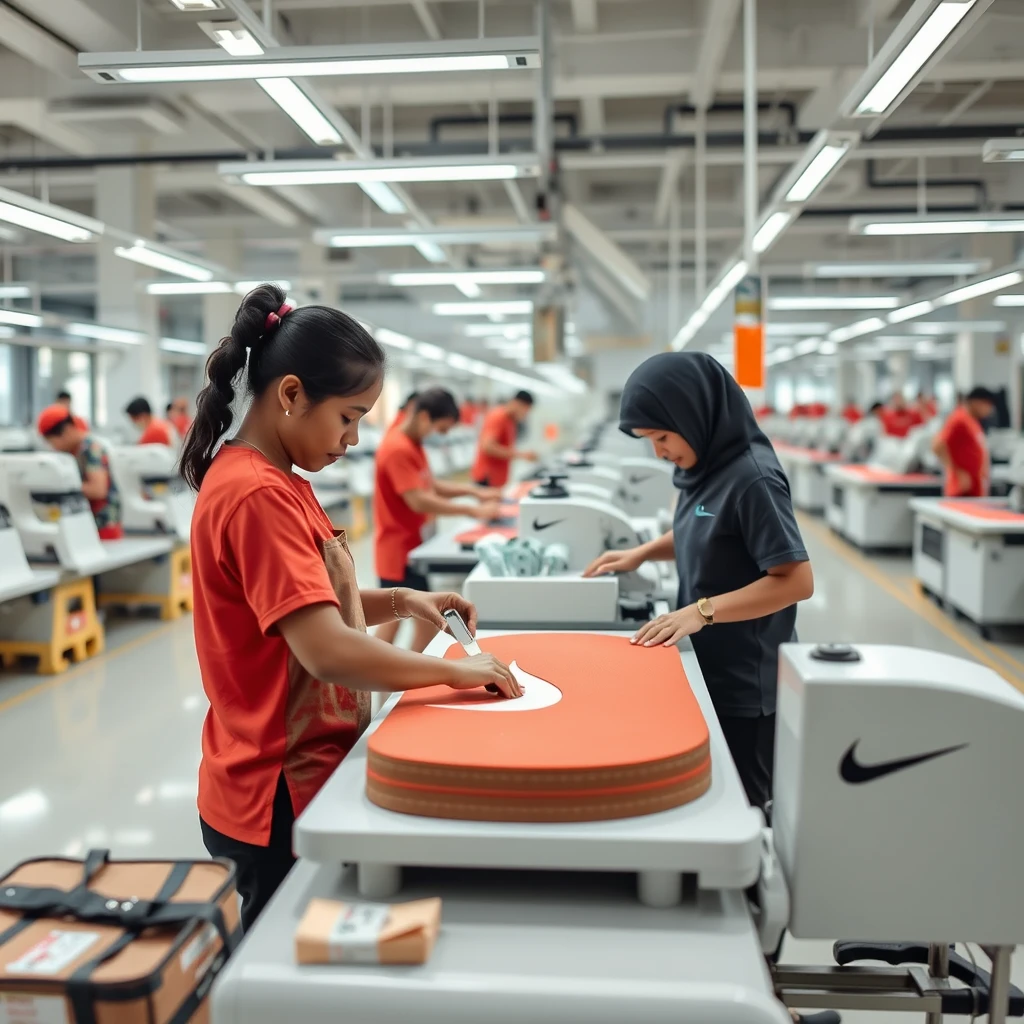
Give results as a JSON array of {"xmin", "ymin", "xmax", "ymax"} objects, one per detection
[{"xmin": 392, "ymin": 587, "xmax": 410, "ymax": 620}]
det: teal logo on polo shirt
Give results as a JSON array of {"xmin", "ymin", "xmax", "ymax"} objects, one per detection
[{"xmin": 695, "ymin": 505, "xmax": 715, "ymax": 517}]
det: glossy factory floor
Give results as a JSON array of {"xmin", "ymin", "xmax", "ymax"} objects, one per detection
[{"xmin": 1, "ymin": 515, "xmax": 1022, "ymax": 1022}]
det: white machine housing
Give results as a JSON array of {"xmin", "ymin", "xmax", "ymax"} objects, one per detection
[
  {"xmin": 838, "ymin": 415, "xmax": 880, "ymax": 462},
  {"xmin": 873, "ymin": 422, "xmax": 940, "ymax": 475},
  {"xmin": 775, "ymin": 643, "xmax": 1024, "ymax": 945},
  {"xmin": 109, "ymin": 444, "xmax": 192, "ymax": 539}
]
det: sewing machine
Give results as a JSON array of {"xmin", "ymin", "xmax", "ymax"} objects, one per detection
[
  {"xmin": 212, "ymin": 636, "xmax": 1024, "ymax": 1024},
  {"xmin": 108, "ymin": 444, "xmax": 193, "ymax": 540},
  {"xmin": 910, "ymin": 447, "xmax": 1024, "ymax": 633},
  {"xmin": 838, "ymin": 414, "xmax": 881, "ymax": 463},
  {"xmin": 0, "ymin": 427, "xmax": 37, "ymax": 453}
]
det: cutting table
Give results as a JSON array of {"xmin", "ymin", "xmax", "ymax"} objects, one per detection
[
  {"xmin": 825, "ymin": 463, "xmax": 942, "ymax": 550},
  {"xmin": 910, "ymin": 496, "xmax": 1024, "ymax": 632},
  {"xmin": 212, "ymin": 628, "xmax": 781, "ymax": 1024},
  {"xmin": 774, "ymin": 445, "xmax": 843, "ymax": 513},
  {"xmin": 407, "ymin": 515, "xmax": 482, "ymax": 576}
]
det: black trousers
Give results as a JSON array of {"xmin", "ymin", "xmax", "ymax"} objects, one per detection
[
  {"xmin": 200, "ymin": 773, "xmax": 296, "ymax": 932},
  {"xmin": 718, "ymin": 714, "xmax": 776, "ymax": 813}
]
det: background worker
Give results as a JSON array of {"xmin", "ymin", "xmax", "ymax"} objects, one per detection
[
  {"xmin": 390, "ymin": 390, "xmax": 420, "ymax": 431},
  {"xmin": 37, "ymin": 405, "xmax": 123, "ymax": 539},
  {"xmin": 932, "ymin": 386, "xmax": 995, "ymax": 498},
  {"xmin": 471, "ymin": 390, "xmax": 538, "ymax": 488},
  {"xmin": 168, "ymin": 397, "xmax": 193, "ymax": 439},
  {"xmin": 375, "ymin": 387, "xmax": 501, "ymax": 652},
  {"xmin": 125, "ymin": 396, "xmax": 175, "ymax": 446},
  {"xmin": 56, "ymin": 389, "xmax": 89, "ymax": 432}
]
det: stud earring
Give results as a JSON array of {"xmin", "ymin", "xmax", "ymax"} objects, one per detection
[{"xmin": 285, "ymin": 410, "xmax": 291, "ymax": 417}]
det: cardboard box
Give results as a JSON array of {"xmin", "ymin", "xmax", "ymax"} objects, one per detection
[{"xmin": 0, "ymin": 852, "xmax": 240, "ymax": 1024}]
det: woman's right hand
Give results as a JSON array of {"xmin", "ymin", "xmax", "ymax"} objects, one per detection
[
  {"xmin": 582, "ymin": 546, "xmax": 645, "ymax": 578},
  {"xmin": 447, "ymin": 653, "xmax": 521, "ymax": 698}
]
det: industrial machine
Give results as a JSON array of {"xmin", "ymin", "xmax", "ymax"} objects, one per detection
[
  {"xmin": 108, "ymin": 444, "xmax": 193, "ymax": 539},
  {"xmin": 212, "ymin": 636, "xmax": 1024, "ymax": 1024}
]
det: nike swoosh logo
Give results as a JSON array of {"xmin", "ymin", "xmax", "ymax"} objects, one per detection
[
  {"xmin": 695, "ymin": 505, "xmax": 715, "ymax": 517},
  {"xmin": 532, "ymin": 518, "xmax": 564, "ymax": 531},
  {"xmin": 628, "ymin": 474, "xmax": 652, "ymax": 484},
  {"xmin": 839, "ymin": 740, "xmax": 968, "ymax": 784}
]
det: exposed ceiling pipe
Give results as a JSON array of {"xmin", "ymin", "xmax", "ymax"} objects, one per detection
[
  {"xmin": 662, "ymin": 100, "xmax": 798, "ymax": 136},
  {"xmin": 864, "ymin": 158, "xmax": 988, "ymax": 207},
  {"xmin": 430, "ymin": 111, "xmax": 579, "ymax": 141}
]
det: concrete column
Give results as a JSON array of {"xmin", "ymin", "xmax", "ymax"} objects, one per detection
[
  {"xmin": 834, "ymin": 359, "xmax": 858, "ymax": 405},
  {"xmin": 203, "ymin": 234, "xmax": 244, "ymax": 354},
  {"xmin": 887, "ymin": 353, "xmax": 910, "ymax": 399},
  {"xmin": 95, "ymin": 166, "xmax": 161, "ymax": 428}
]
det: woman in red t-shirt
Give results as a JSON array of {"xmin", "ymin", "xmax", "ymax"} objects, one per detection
[
  {"xmin": 932, "ymin": 387, "xmax": 995, "ymax": 498},
  {"xmin": 180, "ymin": 285, "xmax": 519, "ymax": 930}
]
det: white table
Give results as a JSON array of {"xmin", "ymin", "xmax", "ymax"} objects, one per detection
[
  {"xmin": 774, "ymin": 445, "xmax": 842, "ymax": 513},
  {"xmin": 910, "ymin": 496, "xmax": 1024, "ymax": 632},
  {"xmin": 407, "ymin": 517, "xmax": 482, "ymax": 576},
  {"xmin": 825, "ymin": 463, "xmax": 942, "ymax": 550}
]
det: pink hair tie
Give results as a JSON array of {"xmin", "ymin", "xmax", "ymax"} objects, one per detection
[{"xmin": 264, "ymin": 303, "xmax": 293, "ymax": 331}]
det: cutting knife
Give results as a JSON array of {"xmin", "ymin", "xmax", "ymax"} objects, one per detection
[{"xmin": 442, "ymin": 608, "xmax": 503, "ymax": 695}]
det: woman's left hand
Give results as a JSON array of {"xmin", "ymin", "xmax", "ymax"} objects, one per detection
[
  {"xmin": 397, "ymin": 590, "xmax": 479, "ymax": 636},
  {"xmin": 631, "ymin": 604, "xmax": 706, "ymax": 647}
]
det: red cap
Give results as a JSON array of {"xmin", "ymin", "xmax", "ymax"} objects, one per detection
[{"xmin": 37, "ymin": 404, "xmax": 76, "ymax": 437}]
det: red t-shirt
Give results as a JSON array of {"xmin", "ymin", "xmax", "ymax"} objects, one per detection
[
  {"xmin": 389, "ymin": 409, "xmax": 408, "ymax": 432},
  {"xmin": 138, "ymin": 419, "xmax": 174, "ymax": 446},
  {"xmin": 192, "ymin": 446, "xmax": 350, "ymax": 845},
  {"xmin": 472, "ymin": 406, "xmax": 517, "ymax": 488},
  {"xmin": 939, "ymin": 406, "xmax": 989, "ymax": 498},
  {"xmin": 881, "ymin": 408, "xmax": 923, "ymax": 438},
  {"xmin": 373, "ymin": 428, "xmax": 432, "ymax": 580},
  {"xmin": 170, "ymin": 413, "xmax": 191, "ymax": 438},
  {"xmin": 841, "ymin": 405, "xmax": 862, "ymax": 424}
]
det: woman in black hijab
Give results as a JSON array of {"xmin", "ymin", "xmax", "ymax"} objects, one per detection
[{"xmin": 584, "ymin": 352, "xmax": 814, "ymax": 811}]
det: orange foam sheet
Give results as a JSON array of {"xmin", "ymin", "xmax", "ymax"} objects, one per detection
[
  {"xmin": 940, "ymin": 500, "xmax": 1024, "ymax": 523},
  {"xmin": 366, "ymin": 634, "xmax": 712, "ymax": 823},
  {"xmin": 455, "ymin": 524, "xmax": 517, "ymax": 548}
]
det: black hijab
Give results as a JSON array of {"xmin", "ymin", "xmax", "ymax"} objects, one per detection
[{"xmin": 618, "ymin": 351, "xmax": 771, "ymax": 490}]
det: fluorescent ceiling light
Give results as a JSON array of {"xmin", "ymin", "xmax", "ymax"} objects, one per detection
[
  {"xmin": 908, "ymin": 320, "xmax": 1005, "ymax": 334},
  {"xmin": 671, "ymin": 259, "xmax": 748, "ymax": 349},
  {"xmin": 160, "ymin": 337, "xmax": 207, "ymax": 356},
  {"xmin": 315, "ymin": 225, "xmax": 554, "ymax": 248},
  {"xmin": 829, "ymin": 317, "xmax": 886, "ymax": 343},
  {"xmin": 0, "ymin": 186, "xmax": 103, "ymax": 243},
  {"xmin": 114, "ymin": 242, "xmax": 215, "ymax": 282},
  {"xmin": 765, "ymin": 322, "xmax": 833, "ymax": 336},
  {"xmin": 0, "ymin": 308, "xmax": 43, "ymax": 327},
  {"xmin": 0, "ymin": 284, "xmax": 31, "ymax": 299},
  {"xmin": 202, "ymin": 25, "xmax": 263, "ymax": 56},
  {"xmin": 433, "ymin": 300, "xmax": 533, "ymax": 316},
  {"xmin": 794, "ymin": 339, "xmax": 821, "ymax": 356},
  {"xmin": 388, "ymin": 269, "xmax": 545, "ymax": 288},
  {"xmin": 806, "ymin": 259, "xmax": 991, "ymax": 278},
  {"xmin": 888, "ymin": 299, "xmax": 936, "ymax": 323},
  {"xmin": 464, "ymin": 321, "xmax": 530, "ymax": 337},
  {"xmin": 234, "ymin": 279, "xmax": 292, "ymax": 294},
  {"xmin": 852, "ymin": 213, "xmax": 1024, "ymax": 236},
  {"xmin": 146, "ymin": 281, "xmax": 234, "ymax": 295},
  {"xmin": 414, "ymin": 240, "xmax": 447, "ymax": 264},
  {"xmin": 375, "ymin": 327, "xmax": 415, "ymax": 350},
  {"xmin": 771, "ymin": 346, "xmax": 794, "ymax": 363},
  {"xmin": 67, "ymin": 322, "xmax": 144, "ymax": 344},
  {"xmin": 224, "ymin": 155, "xmax": 540, "ymax": 187},
  {"xmin": 818, "ymin": 340, "xmax": 838, "ymax": 355},
  {"xmin": 80, "ymin": 38, "xmax": 541, "ymax": 84},
  {"xmin": 166, "ymin": 0, "xmax": 221, "ymax": 10},
  {"xmin": 982, "ymin": 139, "xmax": 1024, "ymax": 163},
  {"xmin": 785, "ymin": 138, "xmax": 853, "ymax": 202},
  {"xmin": 769, "ymin": 295, "xmax": 900, "ymax": 311},
  {"xmin": 855, "ymin": 2, "xmax": 976, "ymax": 115},
  {"xmin": 416, "ymin": 342, "xmax": 446, "ymax": 360},
  {"xmin": 936, "ymin": 270, "xmax": 1024, "ymax": 307},
  {"xmin": 752, "ymin": 211, "xmax": 792, "ymax": 254},
  {"xmin": 358, "ymin": 181, "xmax": 407, "ymax": 215},
  {"xmin": 994, "ymin": 294, "xmax": 1024, "ymax": 306},
  {"xmin": 257, "ymin": 80, "xmax": 343, "ymax": 146}
]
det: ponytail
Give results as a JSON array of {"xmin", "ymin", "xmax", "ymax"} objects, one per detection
[{"xmin": 179, "ymin": 283, "xmax": 385, "ymax": 491}]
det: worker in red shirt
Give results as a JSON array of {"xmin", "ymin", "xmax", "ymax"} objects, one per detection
[
  {"xmin": 841, "ymin": 402, "xmax": 862, "ymax": 424},
  {"xmin": 125, "ymin": 397, "xmax": 175, "ymax": 446},
  {"xmin": 181, "ymin": 285, "xmax": 518, "ymax": 931},
  {"xmin": 389, "ymin": 390, "xmax": 419, "ymax": 432},
  {"xmin": 915, "ymin": 392, "xmax": 938, "ymax": 421},
  {"xmin": 167, "ymin": 397, "xmax": 193, "ymax": 439},
  {"xmin": 56, "ymin": 389, "xmax": 89, "ymax": 432},
  {"xmin": 932, "ymin": 387, "xmax": 995, "ymax": 498},
  {"xmin": 881, "ymin": 393, "xmax": 923, "ymax": 438},
  {"xmin": 471, "ymin": 390, "xmax": 538, "ymax": 488},
  {"xmin": 374, "ymin": 388, "xmax": 501, "ymax": 652}
]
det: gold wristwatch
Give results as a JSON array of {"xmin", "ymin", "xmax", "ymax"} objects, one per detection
[{"xmin": 696, "ymin": 597, "xmax": 715, "ymax": 626}]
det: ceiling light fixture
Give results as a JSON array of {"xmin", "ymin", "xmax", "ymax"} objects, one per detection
[
  {"xmin": 828, "ymin": 317, "xmax": 887, "ymax": 343},
  {"xmin": 818, "ymin": 340, "xmax": 838, "ymax": 355},
  {"xmin": 0, "ymin": 308, "xmax": 43, "ymax": 327},
  {"xmin": 375, "ymin": 328, "xmax": 415, "ymax": 350},
  {"xmin": 146, "ymin": 281, "xmax": 234, "ymax": 295},
  {"xmin": 464, "ymin": 321, "xmax": 530, "ymax": 337},
  {"xmin": 887, "ymin": 299, "xmax": 937, "ymax": 323},
  {"xmin": 388, "ymin": 269, "xmax": 545, "ymax": 288},
  {"xmin": 852, "ymin": 1, "xmax": 977, "ymax": 116},
  {"xmin": 358, "ymin": 181, "xmax": 407, "ymax": 215},
  {"xmin": 994, "ymin": 294, "xmax": 1024, "ymax": 306},
  {"xmin": 66, "ymin": 323, "xmax": 145, "ymax": 344},
  {"xmin": 908, "ymin": 320, "xmax": 1005, "ymax": 334},
  {"xmin": 752, "ymin": 211, "xmax": 792, "ymax": 255},
  {"xmin": 113, "ymin": 242, "xmax": 216, "ymax": 282},
  {"xmin": 223, "ymin": 154, "xmax": 540, "ymax": 187},
  {"xmin": 432, "ymin": 300, "xmax": 534, "ymax": 316},
  {"xmin": 0, "ymin": 284, "xmax": 31, "ymax": 299},
  {"xmin": 769, "ymin": 295, "xmax": 900, "ymax": 311},
  {"xmin": 765, "ymin": 322, "xmax": 834, "ymax": 336},
  {"xmin": 671, "ymin": 259, "xmax": 748, "ymax": 350},
  {"xmin": 936, "ymin": 270, "xmax": 1024, "ymax": 307},
  {"xmin": 234, "ymin": 279, "xmax": 292, "ymax": 294},
  {"xmin": 200, "ymin": 24, "xmax": 263, "ymax": 56},
  {"xmin": 81, "ymin": 38, "xmax": 541, "ymax": 84},
  {"xmin": 806, "ymin": 259, "xmax": 991, "ymax": 278},
  {"xmin": 0, "ymin": 186, "xmax": 104, "ymax": 243},
  {"xmin": 982, "ymin": 138, "xmax": 1024, "ymax": 163},
  {"xmin": 851, "ymin": 212, "xmax": 1024, "ymax": 236},
  {"xmin": 159, "ymin": 337, "xmax": 207, "ymax": 355},
  {"xmin": 165, "ymin": 0, "xmax": 221, "ymax": 10},
  {"xmin": 255, "ymin": 79, "xmax": 343, "ymax": 146},
  {"xmin": 784, "ymin": 133, "xmax": 856, "ymax": 202},
  {"xmin": 315, "ymin": 225, "xmax": 554, "ymax": 248},
  {"xmin": 414, "ymin": 240, "xmax": 447, "ymax": 264}
]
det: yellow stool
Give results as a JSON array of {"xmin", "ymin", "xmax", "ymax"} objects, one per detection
[
  {"xmin": 0, "ymin": 577, "xmax": 105, "ymax": 675},
  {"xmin": 98, "ymin": 544, "xmax": 194, "ymax": 621}
]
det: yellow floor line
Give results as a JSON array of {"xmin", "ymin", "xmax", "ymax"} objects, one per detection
[
  {"xmin": 0, "ymin": 618, "xmax": 182, "ymax": 716},
  {"xmin": 798, "ymin": 513, "xmax": 1024, "ymax": 694}
]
